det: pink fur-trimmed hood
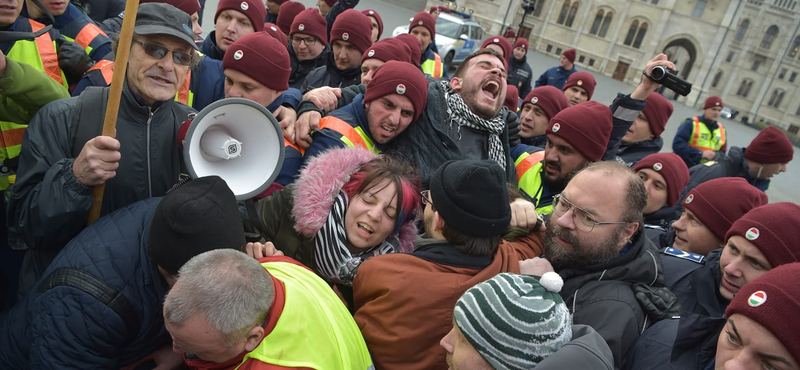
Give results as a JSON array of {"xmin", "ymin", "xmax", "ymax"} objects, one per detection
[{"xmin": 291, "ymin": 147, "xmax": 418, "ymax": 253}]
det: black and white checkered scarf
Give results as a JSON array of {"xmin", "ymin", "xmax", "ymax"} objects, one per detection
[{"xmin": 442, "ymin": 80, "xmax": 507, "ymax": 169}]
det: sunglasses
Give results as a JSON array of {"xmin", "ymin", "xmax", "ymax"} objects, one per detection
[{"xmin": 132, "ymin": 39, "xmax": 194, "ymax": 66}]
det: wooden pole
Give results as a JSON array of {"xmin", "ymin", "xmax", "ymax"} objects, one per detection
[{"xmin": 87, "ymin": 0, "xmax": 140, "ymax": 225}]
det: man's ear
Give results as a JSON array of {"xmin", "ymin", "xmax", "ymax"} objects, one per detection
[
  {"xmin": 243, "ymin": 325, "xmax": 265, "ymax": 352},
  {"xmin": 450, "ymin": 76, "xmax": 462, "ymax": 91},
  {"xmin": 619, "ymin": 222, "xmax": 640, "ymax": 250},
  {"xmin": 433, "ymin": 211, "xmax": 445, "ymax": 232}
]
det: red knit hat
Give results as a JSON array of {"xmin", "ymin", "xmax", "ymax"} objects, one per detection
[
  {"xmin": 290, "ymin": 8, "xmax": 327, "ymax": 44},
  {"xmin": 513, "ymin": 38, "xmax": 528, "ymax": 52},
  {"xmin": 364, "ymin": 60, "xmax": 429, "ymax": 122},
  {"xmin": 263, "ymin": 22, "xmax": 287, "ymax": 47},
  {"xmin": 142, "ymin": 0, "xmax": 200, "ymax": 15},
  {"xmin": 395, "ymin": 34, "xmax": 421, "ymax": 67},
  {"xmin": 725, "ymin": 263, "xmax": 800, "ymax": 364},
  {"xmin": 323, "ymin": 0, "xmax": 336, "ymax": 6},
  {"xmin": 276, "ymin": 1, "xmax": 305, "ymax": 35},
  {"xmin": 703, "ymin": 96, "xmax": 723, "ymax": 109},
  {"xmin": 562, "ymin": 48, "xmax": 576, "ymax": 63},
  {"xmin": 547, "ymin": 101, "xmax": 612, "ymax": 162},
  {"xmin": 523, "ymin": 86, "xmax": 568, "ymax": 121},
  {"xmin": 223, "ymin": 31, "xmax": 290, "ymax": 91},
  {"xmin": 362, "ymin": 9, "xmax": 383, "ymax": 41},
  {"xmin": 725, "ymin": 203, "xmax": 800, "ymax": 267},
  {"xmin": 682, "ymin": 177, "xmax": 768, "ymax": 241},
  {"xmin": 642, "ymin": 93, "xmax": 673, "ymax": 139},
  {"xmin": 562, "ymin": 71, "xmax": 596, "ymax": 100},
  {"xmin": 270, "ymin": 0, "xmax": 288, "ymax": 4},
  {"xmin": 409, "ymin": 11, "xmax": 435, "ymax": 36},
  {"xmin": 744, "ymin": 126, "xmax": 794, "ymax": 164},
  {"xmin": 481, "ymin": 36, "xmax": 512, "ymax": 59},
  {"xmin": 633, "ymin": 153, "xmax": 689, "ymax": 207},
  {"xmin": 504, "ymin": 85, "xmax": 519, "ymax": 113},
  {"xmin": 361, "ymin": 38, "xmax": 412, "ymax": 65},
  {"xmin": 504, "ymin": 28, "xmax": 517, "ymax": 38},
  {"xmin": 215, "ymin": 0, "xmax": 266, "ymax": 32},
  {"xmin": 330, "ymin": 9, "xmax": 373, "ymax": 54}
]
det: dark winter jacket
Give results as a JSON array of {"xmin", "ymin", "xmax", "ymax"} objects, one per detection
[
  {"xmin": 507, "ymin": 54, "xmax": 533, "ymax": 99},
  {"xmin": 672, "ymin": 146, "xmax": 770, "ymax": 217},
  {"xmin": 521, "ymin": 134, "xmax": 547, "ymax": 148},
  {"xmin": 537, "ymin": 325, "xmax": 615, "ymax": 370},
  {"xmin": 644, "ymin": 206, "xmax": 680, "ymax": 249},
  {"xmin": 0, "ymin": 198, "xmax": 171, "ymax": 370},
  {"xmin": 300, "ymin": 53, "xmax": 361, "ymax": 93},
  {"xmin": 73, "ymin": 0, "xmax": 125, "ymax": 23},
  {"xmin": 7, "ymin": 82, "xmax": 193, "ymax": 254},
  {"xmin": 623, "ymin": 250, "xmax": 727, "ymax": 370},
  {"xmin": 606, "ymin": 93, "xmax": 646, "ymax": 162},
  {"xmin": 326, "ymin": 80, "xmax": 517, "ymax": 188},
  {"xmin": 557, "ymin": 229, "xmax": 669, "ymax": 367},
  {"xmin": 534, "ymin": 65, "xmax": 575, "ymax": 90},
  {"xmin": 288, "ymin": 44, "xmax": 329, "ymax": 90},
  {"xmin": 199, "ymin": 31, "xmax": 226, "ymax": 61},
  {"xmin": 616, "ymin": 137, "xmax": 664, "ymax": 167}
]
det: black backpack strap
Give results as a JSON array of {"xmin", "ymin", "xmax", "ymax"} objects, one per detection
[
  {"xmin": 38, "ymin": 268, "xmax": 139, "ymax": 340},
  {"xmin": 70, "ymin": 87, "xmax": 109, "ymax": 157}
]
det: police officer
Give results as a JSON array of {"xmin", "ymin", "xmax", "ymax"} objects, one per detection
[{"xmin": 672, "ymin": 96, "xmax": 727, "ymax": 168}]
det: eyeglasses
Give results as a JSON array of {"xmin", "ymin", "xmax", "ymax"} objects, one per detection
[
  {"xmin": 132, "ymin": 39, "xmax": 194, "ymax": 66},
  {"xmin": 290, "ymin": 36, "xmax": 317, "ymax": 46},
  {"xmin": 552, "ymin": 194, "xmax": 628, "ymax": 232},
  {"xmin": 420, "ymin": 190, "xmax": 434, "ymax": 207}
]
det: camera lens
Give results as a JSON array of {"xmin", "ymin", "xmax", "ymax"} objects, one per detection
[{"xmin": 651, "ymin": 66, "xmax": 666, "ymax": 80}]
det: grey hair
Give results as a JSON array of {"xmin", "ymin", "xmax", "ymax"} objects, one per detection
[
  {"xmin": 579, "ymin": 161, "xmax": 647, "ymax": 229},
  {"xmin": 163, "ymin": 249, "xmax": 274, "ymax": 346}
]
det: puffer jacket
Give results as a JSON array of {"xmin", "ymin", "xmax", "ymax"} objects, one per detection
[
  {"xmin": 7, "ymin": 82, "xmax": 193, "ymax": 254},
  {"xmin": 254, "ymin": 147, "xmax": 417, "ymax": 281},
  {"xmin": 558, "ymin": 230, "xmax": 669, "ymax": 367},
  {"xmin": 300, "ymin": 53, "xmax": 361, "ymax": 93},
  {"xmin": 289, "ymin": 44, "xmax": 329, "ymax": 90},
  {"xmin": 537, "ymin": 325, "xmax": 615, "ymax": 369},
  {"xmin": 0, "ymin": 198, "xmax": 170, "ymax": 369}
]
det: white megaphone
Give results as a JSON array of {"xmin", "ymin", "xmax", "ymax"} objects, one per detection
[{"xmin": 182, "ymin": 98, "xmax": 285, "ymax": 200}]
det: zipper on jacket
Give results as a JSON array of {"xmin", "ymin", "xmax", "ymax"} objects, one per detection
[{"xmin": 146, "ymin": 109, "xmax": 153, "ymax": 197}]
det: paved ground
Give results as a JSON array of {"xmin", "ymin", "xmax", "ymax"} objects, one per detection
[{"xmin": 200, "ymin": 0, "xmax": 798, "ymax": 202}]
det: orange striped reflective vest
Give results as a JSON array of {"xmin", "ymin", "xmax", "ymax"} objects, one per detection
[
  {"xmin": 421, "ymin": 52, "xmax": 444, "ymax": 79},
  {"xmin": 1, "ymin": 19, "xmax": 69, "ymax": 190},
  {"xmin": 60, "ymin": 16, "xmax": 110, "ymax": 57},
  {"xmin": 688, "ymin": 116, "xmax": 726, "ymax": 161},
  {"xmin": 317, "ymin": 116, "xmax": 378, "ymax": 153}
]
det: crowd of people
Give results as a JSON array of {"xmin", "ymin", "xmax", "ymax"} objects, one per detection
[{"xmin": 0, "ymin": 0, "xmax": 797, "ymax": 369}]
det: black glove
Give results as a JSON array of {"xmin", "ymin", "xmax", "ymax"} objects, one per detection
[
  {"xmin": 57, "ymin": 39, "xmax": 94, "ymax": 85},
  {"xmin": 633, "ymin": 283, "xmax": 682, "ymax": 323},
  {"xmin": 505, "ymin": 109, "xmax": 521, "ymax": 147}
]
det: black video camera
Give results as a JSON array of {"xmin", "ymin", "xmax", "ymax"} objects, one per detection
[{"xmin": 647, "ymin": 66, "xmax": 692, "ymax": 96}]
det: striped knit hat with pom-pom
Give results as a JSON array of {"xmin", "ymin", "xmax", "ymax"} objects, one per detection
[{"xmin": 454, "ymin": 272, "xmax": 572, "ymax": 369}]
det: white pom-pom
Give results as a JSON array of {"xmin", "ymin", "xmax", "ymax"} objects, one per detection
[{"xmin": 540, "ymin": 272, "xmax": 564, "ymax": 293}]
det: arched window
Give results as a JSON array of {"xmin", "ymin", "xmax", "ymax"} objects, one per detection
[
  {"xmin": 557, "ymin": 0, "xmax": 570, "ymax": 24},
  {"xmin": 761, "ymin": 25, "xmax": 779, "ymax": 50},
  {"xmin": 633, "ymin": 22, "xmax": 648, "ymax": 48},
  {"xmin": 744, "ymin": 80, "xmax": 753, "ymax": 97},
  {"xmin": 590, "ymin": 10, "xmax": 603, "ymax": 35},
  {"xmin": 599, "ymin": 11, "xmax": 613, "ymax": 37},
  {"xmin": 769, "ymin": 90, "xmax": 785, "ymax": 108},
  {"xmin": 624, "ymin": 20, "xmax": 647, "ymax": 48},
  {"xmin": 789, "ymin": 35, "xmax": 800, "ymax": 58},
  {"xmin": 735, "ymin": 19, "xmax": 749, "ymax": 42},
  {"xmin": 712, "ymin": 70, "xmax": 723, "ymax": 88},
  {"xmin": 566, "ymin": 2, "xmax": 580, "ymax": 27},
  {"xmin": 737, "ymin": 79, "xmax": 754, "ymax": 97}
]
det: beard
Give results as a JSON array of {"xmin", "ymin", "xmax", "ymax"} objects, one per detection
[
  {"xmin": 543, "ymin": 219, "xmax": 625, "ymax": 271},
  {"xmin": 541, "ymin": 159, "xmax": 585, "ymax": 190},
  {"xmin": 460, "ymin": 82, "xmax": 504, "ymax": 120}
]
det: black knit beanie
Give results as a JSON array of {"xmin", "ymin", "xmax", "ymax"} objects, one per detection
[
  {"xmin": 429, "ymin": 160, "xmax": 511, "ymax": 237},
  {"xmin": 148, "ymin": 176, "xmax": 246, "ymax": 275}
]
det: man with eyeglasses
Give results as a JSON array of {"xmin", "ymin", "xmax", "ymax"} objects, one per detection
[
  {"xmin": 287, "ymin": 8, "xmax": 328, "ymax": 89},
  {"xmin": 520, "ymin": 161, "xmax": 675, "ymax": 368},
  {"xmin": 7, "ymin": 3, "xmax": 198, "ymax": 288}
]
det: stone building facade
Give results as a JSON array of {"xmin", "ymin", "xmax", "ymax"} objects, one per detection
[{"xmin": 429, "ymin": 0, "xmax": 800, "ymax": 133}]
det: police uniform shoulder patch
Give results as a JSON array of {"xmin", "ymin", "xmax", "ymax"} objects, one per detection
[{"xmin": 662, "ymin": 247, "xmax": 705, "ymax": 264}]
